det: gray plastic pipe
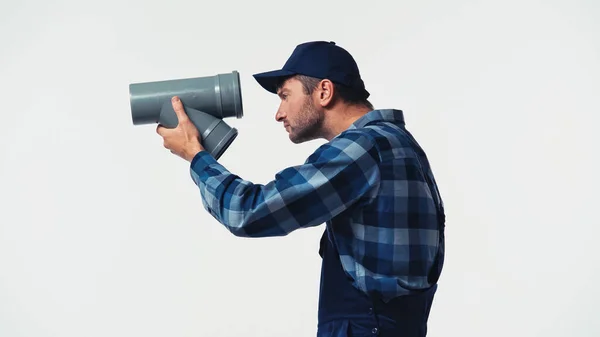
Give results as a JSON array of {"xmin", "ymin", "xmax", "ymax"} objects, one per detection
[{"xmin": 129, "ymin": 71, "xmax": 243, "ymax": 160}]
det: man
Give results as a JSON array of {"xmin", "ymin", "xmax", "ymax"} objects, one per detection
[{"xmin": 156, "ymin": 41, "xmax": 445, "ymax": 336}]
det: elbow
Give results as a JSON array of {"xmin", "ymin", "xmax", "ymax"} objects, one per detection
[
  {"xmin": 225, "ymin": 218, "xmax": 290, "ymax": 238},
  {"xmin": 217, "ymin": 204, "xmax": 295, "ymax": 238},
  {"xmin": 226, "ymin": 226, "xmax": 252, "ymax": 238}
]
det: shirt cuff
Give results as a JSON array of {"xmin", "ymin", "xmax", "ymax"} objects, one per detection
[{"xmin": 190, "ymin": 150, "xmax": 217, "ymax": 174}]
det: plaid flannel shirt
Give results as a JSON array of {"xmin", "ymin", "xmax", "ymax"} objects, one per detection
[{"xmin": 189, "ymin": 109, "xmax": 445, "ymax": 301}]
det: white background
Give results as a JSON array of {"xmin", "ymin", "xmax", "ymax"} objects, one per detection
[{"xmin": 1, "ymin": 0, "xmax": 599, "ymax": 336}]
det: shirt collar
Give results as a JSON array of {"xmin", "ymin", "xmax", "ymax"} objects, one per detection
[{"xmin": 347, "ymin": 109, "xmax": 405, "ymax": 130}]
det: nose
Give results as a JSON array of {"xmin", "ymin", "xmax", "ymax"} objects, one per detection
[{"xmin": 275, "ymin": 106, "xmax": 285, "ymax": 122}]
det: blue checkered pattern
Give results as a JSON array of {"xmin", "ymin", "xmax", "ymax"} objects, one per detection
[{"xmin": 189, "ymin": 109, "xmax": 445, "ymax": 301}]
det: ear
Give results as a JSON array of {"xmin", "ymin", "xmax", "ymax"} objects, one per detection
[{"xmin": 316, "ymin": 79, "xmax": 334, "ymax": 107}]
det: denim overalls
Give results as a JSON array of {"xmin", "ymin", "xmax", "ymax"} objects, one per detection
[{"xmin": 316, "ymin": 228, "xmax": 438, "ymax": 337}]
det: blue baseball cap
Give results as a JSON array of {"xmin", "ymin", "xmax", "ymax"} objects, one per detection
[{"xmin": 253, "ymin": 41, "xmax": 370, "ymax": 99}]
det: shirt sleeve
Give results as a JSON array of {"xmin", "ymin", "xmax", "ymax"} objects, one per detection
[{"xmin": 188, "ymin": 130, "xmax": 381, "ymax": 238}]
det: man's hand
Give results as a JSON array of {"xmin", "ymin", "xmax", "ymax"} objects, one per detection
[{"xmin": 156, "ymin": 96, "xmax": 205, "ymax": 162}]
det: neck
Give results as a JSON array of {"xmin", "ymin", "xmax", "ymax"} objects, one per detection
[{"xmin": 321, "ymin": 104, "xmax": 372, "ymax": 140}]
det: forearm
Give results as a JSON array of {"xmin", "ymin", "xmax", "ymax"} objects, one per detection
[{"xmin": 189, "ymin": 151, "xmax": 318, "ymax": 237}]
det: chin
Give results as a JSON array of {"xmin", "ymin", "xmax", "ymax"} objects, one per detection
[
  {"xmin": 288, "ymin": 133, "xmax": 300, "ymax": 144},
  {"xmin": 289, "ymin": 135, "xmax": 301, "ymax": 144},
  {"xmin": 289, "ymin": 133, "xmax": 315, "ymax": 144}
]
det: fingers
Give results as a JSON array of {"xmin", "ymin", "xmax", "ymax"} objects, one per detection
[
  {"xmin": 171, "ymin": 96, "xmax": 189, "ymax": 122},
  {"xmin": 156, "ymin": 124, "xmax": 173, "ymax": 138},
  {"xmin": 156, "ymin": 124, "xmax": 165, "ymax": 136}
]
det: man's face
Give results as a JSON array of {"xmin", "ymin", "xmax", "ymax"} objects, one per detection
[{"xmin": 275, "ymin": 77, "xmax": 325, "ymax": 144}]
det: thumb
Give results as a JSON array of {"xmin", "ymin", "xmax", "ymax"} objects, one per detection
[{"xmin": 171, "ymin": 96, "xmax": 189, "ymax": 122}]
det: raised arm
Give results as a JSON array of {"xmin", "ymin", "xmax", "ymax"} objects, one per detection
[{"xmin": 189, "ymin": 130, "xmax": 381, "ymax": 238}]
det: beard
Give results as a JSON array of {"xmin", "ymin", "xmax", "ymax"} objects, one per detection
[{"xmin": 288, "ymin": 97, "xmax": 325, "ymax": 144}]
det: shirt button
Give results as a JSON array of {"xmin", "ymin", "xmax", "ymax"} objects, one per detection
[
  {"xmin": 372, "ymin": 327, "xmax": 379, "ymax": 334},
  {"xmin": 368, "ymin": 307, "xmax": 373, "ymax": 314}
]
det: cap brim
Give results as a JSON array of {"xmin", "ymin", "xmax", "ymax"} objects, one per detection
[{"xmin": 252, "ymin": 69, "xmax": 297, "ymax": 94}]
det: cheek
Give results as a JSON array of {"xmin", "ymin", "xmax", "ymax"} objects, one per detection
[
  {"xmin": 282, "ymin": 100, "xmax": 298, "ymax": 117},
  {"xmin": 290, "ymin": 96, "xmax": 308, "ymax": 113}
]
